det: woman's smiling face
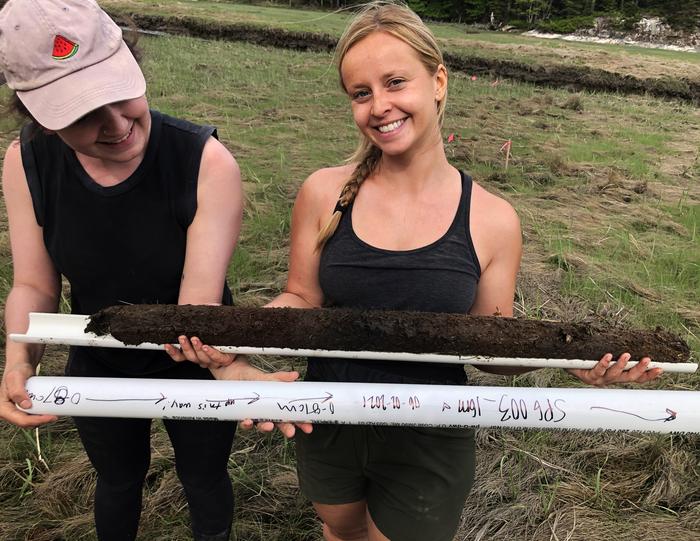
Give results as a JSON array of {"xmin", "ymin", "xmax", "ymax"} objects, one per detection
[
  {"xmin": 55, "ymin": 96, "xmax": 151, "ymax": 166},
  {"xmin": 340, "ymin": 31, "xmax": 447, "ymax": 158}
]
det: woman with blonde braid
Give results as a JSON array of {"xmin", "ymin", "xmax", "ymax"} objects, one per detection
[{"xmin": 174, "ymin": 2, "xmax": 661, "ymax": 539}]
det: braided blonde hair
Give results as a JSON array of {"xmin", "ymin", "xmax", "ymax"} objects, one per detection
[{"xmin": 315, "ymin": 1, "xmax": 447, "ymax": 251}]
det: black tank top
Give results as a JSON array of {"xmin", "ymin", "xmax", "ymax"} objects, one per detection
[
  {"xmin": 312, "ymin": 170, "xmax": 481, "ymax": 384},
  {"xmin": 21, "ymin": 110, "xmax": 232, "ymax": 375}
]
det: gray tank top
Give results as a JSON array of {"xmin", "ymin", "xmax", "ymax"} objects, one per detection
[{"xmin": 312, "ymin": 170, "xmax": 481, "ymax": 384}]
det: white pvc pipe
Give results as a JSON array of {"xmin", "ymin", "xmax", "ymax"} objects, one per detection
[
  {"xmin": 22, "ymin": 377, "xmax": 700, "ymax": 433},
  {"xmin": 10, "ymin": 313, "xmax": 698, "ymax": 374}
]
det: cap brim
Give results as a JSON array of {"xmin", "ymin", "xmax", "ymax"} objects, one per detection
[{"xmin": 17, "ymin": 42, "xmax": 146, "ymax": 131}]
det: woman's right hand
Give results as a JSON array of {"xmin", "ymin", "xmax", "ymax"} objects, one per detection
[
  {"xmin": 0, "ymin": 362, "xmax": 58, "ymax": 427},
  {"xmin": 166, "ymin": 337, "xmax": 313, "ymax": 438}
]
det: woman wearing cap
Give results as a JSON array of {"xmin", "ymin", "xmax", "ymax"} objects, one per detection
[{"xmin": 0, "ymin": 1, "xmax": 297, "ymax": 540}]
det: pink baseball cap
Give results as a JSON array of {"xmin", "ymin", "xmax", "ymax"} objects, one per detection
[{"xmin": 0, "ymin": 0, "xmax": 146, "ymax": 130}]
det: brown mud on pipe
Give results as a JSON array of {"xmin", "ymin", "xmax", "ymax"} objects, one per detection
[{"xmin": 86, "ymin": 305, "xmax": 691, "ymax": 363}]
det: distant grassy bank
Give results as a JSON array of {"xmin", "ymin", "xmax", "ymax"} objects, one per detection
[{"xmin": 101, "ymin": 1, "xmax": 700, "ymax": 102}]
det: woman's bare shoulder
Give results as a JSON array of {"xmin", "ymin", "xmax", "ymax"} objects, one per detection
[
  {"xmin": 3, "ymin": 138, "xmax": 21, "ymax": 161},
  {"xmin": 2, "ymin": 139, "xmax": 25, "ymax": 190},
  {"xmin": 471, "ymin": 180, "xmax": 520, "ymax": 234},
  {"xmin": 303, "ymin": 164, "xmax": 355, "ymax": 191},
  {"xmin": 469, "ymin": 180, "xmax": 522, "ymax": 275},
  {"xmin": 297, "ymin": 163, "xmax": 356, "ymax": 206}
]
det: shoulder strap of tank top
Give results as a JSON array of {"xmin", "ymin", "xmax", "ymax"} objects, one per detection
[
  {"xmin": 459, "ymin": 170, "xmax": 481, "ymax": 277},
  {"xmin": 461, "ymin": 170, "xmax": 473, "ymax": 212},
  {"xmin": 452, "ymin": 170, "xmax": 472, "ymax": 227}
]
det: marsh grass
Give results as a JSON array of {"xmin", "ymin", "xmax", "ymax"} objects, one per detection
[
  {"xmin": 0, "ymin": 13, "xmax": 698, "ymax": 541},
  {"xmin": 101, "ymin": 0, "xmax": 700, "ymax": 84}
]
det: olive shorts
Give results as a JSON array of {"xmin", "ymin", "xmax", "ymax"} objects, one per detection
[{"xmin": 295, "ymin": 424, "xmax": 475, "ymax": 541}]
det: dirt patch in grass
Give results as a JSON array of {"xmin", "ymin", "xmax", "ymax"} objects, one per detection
[
  {"xmin": 110, "ymin": 12, "xmax": 700, "ymax": 104},
  {"xmin": 444, "ymin": 51, "xmax": 700, "ymax": 103},
  {"xmin": 446, "ymin": 38, "xmax": 700, "ymax": 83},
  {"xmin": 122, "ymin": 13, "xmax": 337, "ymax": 52}
]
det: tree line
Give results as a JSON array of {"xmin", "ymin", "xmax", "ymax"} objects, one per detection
[{"xmin": 278, "ymin": 1, "xmax": 700, "ymax": 32}]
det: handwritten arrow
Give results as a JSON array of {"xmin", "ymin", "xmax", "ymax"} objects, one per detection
[
  {"xmin": 589, "ymin": 406, "xmax": 678, "ymax": 423},
  {"xmin": 207, "ymin": 393, "xmax": 260, "ymax": 406},
  {"xmin": 86, "ymin": 393, "xmax": 167, "ymax": 405},
  {"xmin": 288, "ymin": 392, "xmax": 334, "ymax": 404}
]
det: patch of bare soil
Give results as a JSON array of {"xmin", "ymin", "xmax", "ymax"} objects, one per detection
[
  {"xmin": 87, "ymin": 305, "xmax": 691, "ymax": 363},
  {"xmin": 121, "ymin": 13, "xmax": 337, "ymax": 52},
  {"xmin": 444, "ymin": 51, "xmax": 700, "ymax": 103},
  {"xmin": 446, "ymin": 36, "xmax": 700, "ymax": 82},
  {"xmin": 110, "ymin": 12, "xmax": 700, "ymax": 104}
]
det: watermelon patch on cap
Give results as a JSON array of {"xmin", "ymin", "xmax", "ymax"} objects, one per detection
[{"xmin": 52, "ymin": 35, "xmax": 79, "ymax": 60}]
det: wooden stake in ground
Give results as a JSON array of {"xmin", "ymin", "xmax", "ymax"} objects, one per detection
[
  {"xmin": 500, "ymin": 139, "xmax": 512, "ymax": 170},
  {"xmin": 86, "ymin": 305, "xmax": 691, "ymax": 364}
]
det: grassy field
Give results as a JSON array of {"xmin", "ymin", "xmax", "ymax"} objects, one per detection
[
  {"xmin": 101, "ymin": 0, "xmax": 700, "ymax": 83},
  {"xmin": 1, "ymin": 2, "xmax": 699, "ymax": 540}
]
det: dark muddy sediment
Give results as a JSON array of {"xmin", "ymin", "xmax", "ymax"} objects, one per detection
[
  {"xmin": 444, "ymin": 52, "xmax": 700, "ymax": 103},
  {"xmin": 109, "ymin": 11, "xmax": 700, "ymax": 104},
  {"xmin": 120, "ymin": 13, "xmax": 337, "ymax": 52},
  {"xmin": 86, "ymin": 305, "xmax": 691, "ymax": 363}
]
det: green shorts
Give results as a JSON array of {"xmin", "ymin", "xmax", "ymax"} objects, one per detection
[{"xmin": 295, "ymin": 424, "xmax": 475, "ymax": 541}]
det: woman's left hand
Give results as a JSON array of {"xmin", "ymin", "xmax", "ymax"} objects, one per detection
[
  {"xmin": 165, "ymin": 335, "xmax": 235, "ymax": 368},
  {"xmin": 567, "ymin": 353, "xmax": 662, "ymax": 387},
  {"xmin": 165, "ymin": 337, "xmax": 313, "ymax": 437},
  {"xmin": 209, "ymin": 355, "xmax": 313, "ymax": 439}
]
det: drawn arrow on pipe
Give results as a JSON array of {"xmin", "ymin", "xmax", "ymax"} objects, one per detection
[
  {"xmin": 85, "ymin": 393, "xmax": 167, "ymax": 405},
  {"xmin": 589, "ymin": 406, "xmax": 678, "ymax": 422},
  {"xmin": 288, "ymin": 392, "xmax": 334, "ymax": 404},
  {"xmin": 206, "ymin": 393, "xmax": 261, "ymax": 406}
]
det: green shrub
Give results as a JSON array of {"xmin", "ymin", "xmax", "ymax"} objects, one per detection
[{"xmin": 537, "ymin": 15, "xmax": 596, "ymax": 34}]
